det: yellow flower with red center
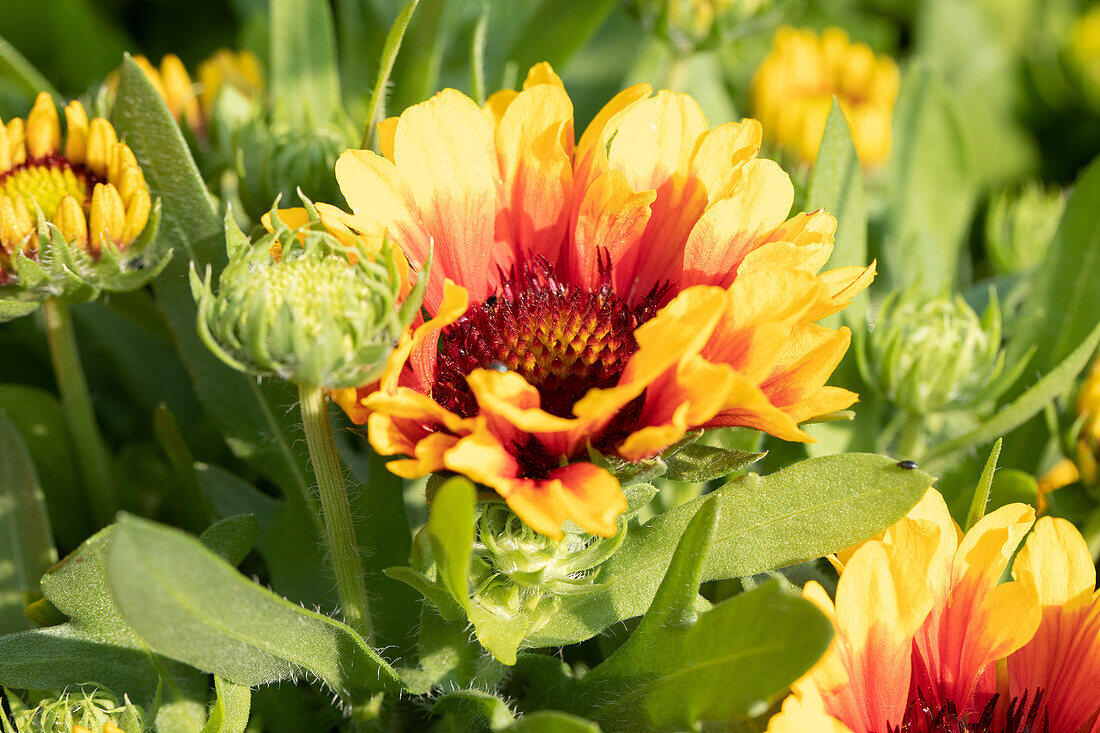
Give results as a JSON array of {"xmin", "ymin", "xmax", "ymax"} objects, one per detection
[
  {"xmin": 0, "ymin": 92, "xmax": 151, "ymax": 283},
  {"xmin": 751, "ymin": 27, "xmax": 899, "ymax": 167},
  {"xmin": 767, "ymin": 488, "xmax": 1100, "ymax": 731},
  {"xmin": 330, "ymin": 63, "xmax": 874, "ymax": 539}
]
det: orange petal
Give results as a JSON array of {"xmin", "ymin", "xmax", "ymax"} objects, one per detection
[
  {"xmin": 568, "ymin": 168, "xmax": 655, "ymax": 290},
  {"xmin": 494, "ymin": 83, "xmax": 574, "ymax": 266},
  {"xmin": 392, "ymin": 88, "xmax": 500, "ymax": 306}
]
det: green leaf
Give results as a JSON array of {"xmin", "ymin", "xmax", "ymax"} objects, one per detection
[
  {"xmin": 882, "ymin": 63, "xmax": 975, "ymax": 293},
  {"xmin": 360, "ymin": 0, "xmax": 419, "ymax": 149},
  {"xmin": 427, "ymin": 476, "xmax": 477, "ymax": 611},
  {"xmin": 965, "ymin": 438, "xmax": 1002, "ymax": 531},
  {"xmin": 500, "ymin": 712, "xmax": 601, "ymax": 733},
  {"xmin": 575, "ymin": 501, "xmax": 832, "ymax": 729},
  {"xmin": 201, "ymin": 676, "xmax": 252, "ymax": 733},
  {"xmin": 387, "ymin": 0, "xmax": 446, "ymax": 112},
  {"xmin": 663, "ymin": 444, "xmax": 765, "ymax": 483},
  {"xmin": 196, "ymin": 464, "xmax": 333, "ymax": 608},
  {"xmin": 0, "ymin": 526, "xmax": 209, "ymax": 731},
  {"xmin": 269, "ymin": 0, "xmax": 342, "ymax": 126},
  {"xmin": 807, "ymin": 100, "xmax": 868, "ymax": 326},
  {"xmin": 0, "ymin": 414, "xmax": 56, "ymax": 634},
  {"xmin": 199, "ymin": 514, "xmax": 259, "ymax": 567},
  {"xmin": 113, "ymin": 55, "xmax": 319, "ymax": 522},
  {"xmin": 0, "ymin": 385, "xmax": 85, "ymax": 551},
  {"xmin": 0, "ymin": 35, "xmax": 58, "ymax": 100},
  {"xmin": 154, "ymin": 404, "xmax": 215, "ymax": 535},
  {"xmin": 1010, "ymin": 155, "xmax": 1100, "ymax": 373},
  {"xmin": 431, "ymin": 689, "xmax": 514, "ymax": 730},
  {"xmin": 505, "ymin": 0, "xmax": 618, "ymax": 76},
  {"xmin": 528, "ymin": 454, "xmax": 932, "ymax": 646},
  {"xmin": 921, "ymin": 317, "xmax": 1100, "ymax": 470},
  {"xmin": 105, "ymin": 514, "xmax": 403, "ymax": 701}
]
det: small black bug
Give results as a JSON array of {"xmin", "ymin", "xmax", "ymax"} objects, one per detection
[{"xmin": 897, "ymin": 459, "xmax": 918, "ymax": 470}]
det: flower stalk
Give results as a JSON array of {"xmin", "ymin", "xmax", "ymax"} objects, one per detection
[
  {"xmin": 298, "ymin": 382, "xmax": 372, "ymax": 639},
  {"xmin": 42, "ymin": 296, "xmax": 115, "ymax": 527}
]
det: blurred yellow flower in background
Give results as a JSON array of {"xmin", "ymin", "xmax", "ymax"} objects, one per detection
[{"xmin": 751, "ymin": 27, "xmax": 899, "ymax": 167}]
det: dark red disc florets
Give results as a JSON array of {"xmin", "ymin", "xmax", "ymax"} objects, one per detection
[
  {"xmin": 432, "ymin": 257, "xmax": 666, "ymax": 420},
  {"xmin": 889, "ymin": 690, "xmax": 1050, "ymax": 733}
]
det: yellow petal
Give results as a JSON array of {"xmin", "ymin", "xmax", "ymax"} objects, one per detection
[
  {"xmin": 122, "ymin": 186, "xmax": 151, "ymax": 244},
  {"xmin": 54, "ymin": 194, "xmax": 89, "ymax": 248},
  {"xmin": 86, "ymin": 118, "xmax": 118, "ymax": 178},
  {"xmin": 64, "ymin": 101, "xmax": 89, "ymax": 164},
  {"xmin": 89, "ymin": 182, "xmax": 125, "ymax": 250},
  {"xmin": 26, "ymin": 92, "xmax": 60, "ymax": 158}
]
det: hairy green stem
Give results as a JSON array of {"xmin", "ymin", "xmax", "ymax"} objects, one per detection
[
  {"xmin": 298, "ymin": 383, "xmax": 373, "ymax": 639},
  {"xmin": 43, "ymin": 297, "xmax": 116, "ymax": 527},
  {"xmin": 895, "ymin": 411, "xmax": 925, "ymax": 461}
]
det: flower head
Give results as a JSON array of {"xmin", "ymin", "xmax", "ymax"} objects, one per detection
[
  {"xmin": 985, "ymin": 182, "xmax": 1066, "ymax": 275},
  {"xmin": 1038, "ymin": 355, "xmax": 1100, "ymax": 508},
  {"xmin": 768, "ymin": 488, "xmax": 1100, "ymax": 732},
  {"xmin": 191, "ymin": 195, "xmax": 416, "ymax": 389},
  {"xmin": 0, "ymin": 92, "xmax": 161, "ymax": 316},
  {"xmin": 332, "ymin": 63, "xmax": 874, "ymax": 538},
  {"xmin": 751, "ymin": 27, "xmax": 899, "ymax": 167}
]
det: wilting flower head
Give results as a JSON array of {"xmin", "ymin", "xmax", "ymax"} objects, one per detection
[
  {"xmin": 191, "ymin": 195, "xmax": 417, "ymax": 389},
  {"xmin": 864, "ymin": 291, "xmax": 1017, "ymax": 417},
  {"xmin": 329, "ymin": 63, "xmax": 874, "ymax": 538},
  {"xmin": 768, "ymin": 487, "xmax": 1100, "ymax": 732},
  {"xmin": 985, "ymin": 182, "xmax": 1066, "ymax": 275},
  {"xmin": 751, "ymin": 27, "xmax": 899, "ymax": 167},
  {"xmin": 0, "ymin": 92, "xmax": 161, "ymax": 316}
]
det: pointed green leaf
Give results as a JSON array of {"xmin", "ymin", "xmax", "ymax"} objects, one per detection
[
  {"xmin": 883, "ymin": 63, "xmax": 974, "ymax": 293},
  {"xmin": 201, "ymin": 676, "xmax": 251, "ymax": 733},
  {"xmin": 427, "ymin": 476, "xmax": 477, "ymax": 611},
  {"xmin": 199, "ymin": 514, "xmax": 259, "ymax": 567},
  {"xmin": 270, "ymin": 0, "xmax": 342, "ymax": 126},
  {"xmin": 0, "ymin": 414, "xmax": 56, "ymax": 634},
  {"xmin": 965, "ymin": 439, "xmax": 1002, "ymax": 531},
  {"xmin": 807, "ymin": 100, "xmax": 868, "ymax": 326},
  {"xmin": 360, "ymin": 0, "xmax": 419, "ymax": 149},
  {"xmin": 105, "ymin": 515, "xmax": 402, "ymax": 700}
]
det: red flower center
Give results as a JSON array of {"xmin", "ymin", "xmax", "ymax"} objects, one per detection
[
  {"xmin": 432, "ymin": 258, "xmax": 666, "ymax": 420},
  {"xmin": 890, "ymin": 690, "xmax": 1050, "ymax": 733}
]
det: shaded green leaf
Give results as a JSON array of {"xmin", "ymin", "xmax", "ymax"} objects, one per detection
[
  {"xmin": 199, "ymin": 514, "xmax": 259, "ymax": 567},
  {"xmin": 0, "ymin": 414, "xmax": 56, "ymax": 634},
  {"xmin": 427, "ymin": 476, "xmax": 477, "ymax": 611},
  {"xmin": 432, "ymin": 689, "xmax": 514, "ymax": 730},
  {"xmin": 506, "ymin": 0, "xmax": 618, "ymax": 75},
  {"xmin": 882, "ymin": 63, "xmax": 974, "ymax": 293},
  {"xmin": 501, "ymin": 712, "xmax": 601, "ymax": 733},
  {"xmin": 0, "ymin": 35, "xmax": 58, "ymax": 100}
]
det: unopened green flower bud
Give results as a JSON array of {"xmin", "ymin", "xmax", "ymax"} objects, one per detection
[
  {"xmin": 467, "ymin": 503, "xmax": 625, "ymax": 627},
  {"xmin": 985, "ymin": 182, "xmax": 1066, "ymax": 274},
  {"xmin": 863, "ymin": 291, "xmax": 1023, "ymax": 416},
  {"xmin": 13, "ymin": 687, "xmax": 143, "ymax": 733},
  {"xmin": 191, "ymin": 195, "xmax": 421, "ymax": 388},
  {"xmin": 235, "ymin": 119, "xmax": 351, "ymax": 225}
]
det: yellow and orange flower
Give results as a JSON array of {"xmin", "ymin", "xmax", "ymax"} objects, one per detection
[
  {"xmin": 768, "ymin": 488, "xmax": 1100, "ymax": 731},
  {"xmin": 329, "ymin": 63, "xmax": 874, "ymax": 538},
  {"xmin": 751, "ymin": 27, "xmax": 899, "ymax": 167},
  {"xmin": 0, "ymin": 92, "xmax": 151, "ymax": 281},
  {"xmin": 1038, "ymin": 355, "xmax": 1100, "ymax": 510}
]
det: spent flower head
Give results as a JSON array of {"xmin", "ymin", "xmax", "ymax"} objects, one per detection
[
  {"xmin": 190, "ymin": 193, "xmax": 422, "ymax": 389},
  {"xmin": 0, "ymin": 92, "xmax": 165, "ymax": 320}
]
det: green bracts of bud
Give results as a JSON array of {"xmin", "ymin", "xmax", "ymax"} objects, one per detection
[
  {"xmin": 985, "ymin": 182, "xmax": 1066, "ymax": 274},
  {"xmin": 861, "ymin": 290, "xmax": 1029, "ymax": 417},
  {"xmin": 190, "ymin": 195, "xmax": 421, "ymax": 389},
  {"xmin": 0, "ymin": 203, "xmax": 167, "ymax": 322},
  {"xmin": 11, "ymin": 687, "xmax": 144, "ymax": 733}
]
